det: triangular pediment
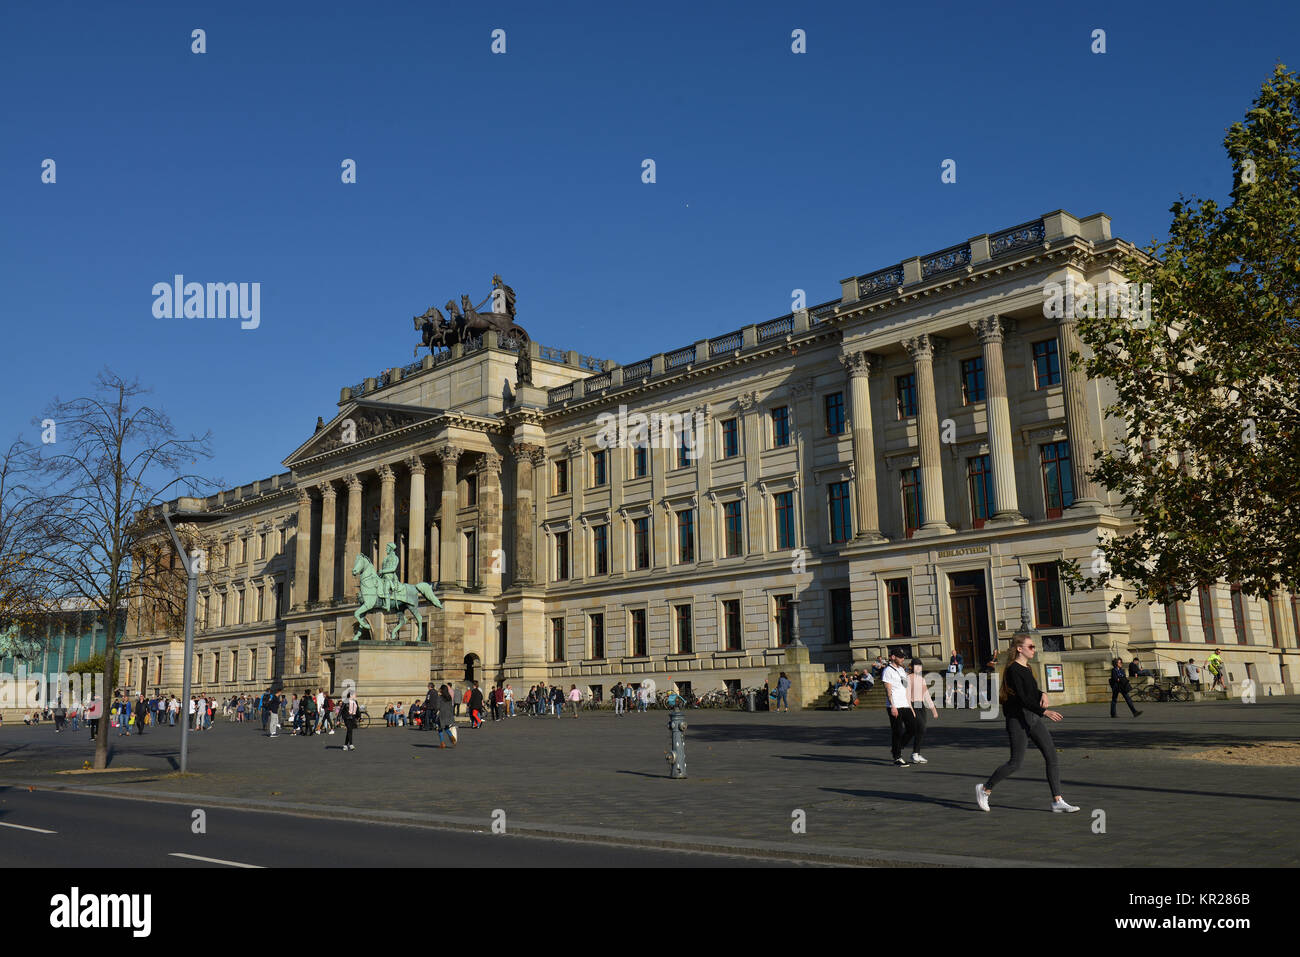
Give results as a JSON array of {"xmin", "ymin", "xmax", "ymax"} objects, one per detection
[{"xmin": 283, "ymin": 400, "xmax": 444, "ymax": 467}]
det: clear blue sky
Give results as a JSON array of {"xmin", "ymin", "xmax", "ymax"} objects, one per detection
[{"xmin": 2, "ymin": 0, "xmax": 1296, "ymax": 490}]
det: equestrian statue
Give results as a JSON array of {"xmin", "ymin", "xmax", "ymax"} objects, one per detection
[{"xmin": 351, "ymin": 543, "xmax": 442, "ymax": 641}]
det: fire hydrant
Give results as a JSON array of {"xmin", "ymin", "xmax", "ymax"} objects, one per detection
[{"xmin": 667, "ymin": 708, "xmax": 687, "ymax": 778}]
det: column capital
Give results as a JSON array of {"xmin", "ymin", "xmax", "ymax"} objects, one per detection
[
  {"xmin": 376, "ymin": 463, "xmax": 396, "ymax": 483},
  {"xmin": 316, "ymin": 480, "xmax": 336, "ymax": 500},
  {"xmin": 435, "ymin": 445, "xmax": 463, "ymax": 466},
  {"xmin": 295, "ymin": 488, "xmax": 313, "ymax": 507},
  {"xmin": 510, "ymin": 442, "xmax": 543, "ymax": 464},
  {"xmin": 839, "ymin": 350, "xmax": 882, "ymax": 379},
  {"xmin": 475, "ymin": 451, "xmax": 504, "ymax": 475},
  {"xmin": 969, "ymin": 315, "xmax": 1006, "ymax": 344},
  {"xmin": 406, "ymin": 455, "xmax": 426, "ymax": 477},
  {"xmin": 565, "ymin": 437, "xmax": 584, "ymax": 457},
  {"xmin": 694, "ymin": 402, "xmax": 712, "ymax": 421},
  {"xmin": 344, "ymin": 473, "xmax": 362, "ymax": 492},
  {"xmin": 734, "ymin": 391, "xmax": 759, "ymax": 411},
  {"xmin": 901, "ymin": 333, "xmax": 946, "ymax": 362},
  {"xmin": 788, "ymin": 377, "xmax": 815, "ymax": 398}
]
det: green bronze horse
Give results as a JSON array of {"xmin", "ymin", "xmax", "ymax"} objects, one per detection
[{"xmin": 350, "ymin": 553, "xmax": 442, "ymax": 641}]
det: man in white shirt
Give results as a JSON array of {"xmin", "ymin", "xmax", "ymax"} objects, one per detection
[{"xmin": 882, "ymin": 648, "xmax": 918, "ymax": 767}]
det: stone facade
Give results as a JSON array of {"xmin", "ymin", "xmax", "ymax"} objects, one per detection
[{"xmin": 120, "ymin": 211, "xmax": 1300, "ymax": 703}]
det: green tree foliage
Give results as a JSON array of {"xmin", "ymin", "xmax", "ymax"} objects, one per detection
[{"xmin": 1069, "ymin": 64, "xmax": 1300, "ymax": 606}]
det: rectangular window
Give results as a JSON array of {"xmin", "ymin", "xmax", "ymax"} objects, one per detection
[
  {"xmin": 633, "ymin": 517, "xmax": 650, "ymax": 569},
  {"xmin": 1267, "ymin": 594, "xmax": 1280, "ymax": 648},
  {"xmin": 771, "ymin": 406, "xmax": 791, "ymax": 447},
  {"xmin": 238, "ymin": 589, "xmax": 246, "ymax": 624},
  {"xmin": 1033, "ymin": 339, "xmax": 1061, "ymax": 388},
  {"xmin": 774, "ymin": 594, "xmax": 793, "ymax": 645},
  {"xmin": 1165, "ymin": 599, "xmax": 1183, "ymax": 642},
  {"xmin": 723, "ymin": 501, "xmax": 744, "ymax": 557},
  {"xmin": 550, "ymin": 617, "xmax": 565, "ymax": 662},
  {"xmin": 968, "ymin": 454, "xmax": 993, "ymax": 528},
  {"xmin": 831, "ymin": 588, "xmax": 852, "ymax": 644},
  {"xmin": 677, "ymin": 509, "xmax": 695, "ymax": 563},
  {"xmin": 723, "ymin": 599, "xmax": 742, "ymax": 651},
  {"xmin": 213, "ymin": 655, "xmax": 220, "ymax": 683},
  {"xmin": 592, "ymin": 524, "xmax": 608, "ymax": 575},
  {"xmin": 630, "ymin": 608, "xmax": 647, "ymax": 657},
  {"xmin": 592, "ymin": 450, "xmax": 607, "ymax": 486},
  {"xmin": 896, "ymin": 373, "xmax": 917, "ymax": 418},
  {"xmin": 1198, "ymin": 584, "xmax": 1217, "ymax": 643},
  {"xmin": 774, "ymin": 491, "xmax": 796, "ymax": 549},
  {"xmin": 248, "ymin": 648, "xmax": 257, "ymax": 682},
  {"xmin": 554, "ymin": 459, "xmax": 569, "ymax": 495},
  {"xmin": 1292, "ymin": 596, "xmax": 1300, "ymax": 649},
  {"xmin": 589, "ymin": 613, "xmax": 605, "ymax": 660},
  {"xmin": 886, "ymin": 578, "xmax": 912, "ymax": 637},
  {"xmin": 1230, "ymin": 585, "xmax": 1248, "ymax": 644},
  {"xmin": 828, "ymin": 481, "xmax": 852, "ymax": 543},
  {"xmin": 721, "ymin": 418, "xmax": 739, "ymax": 458},
  {"xmin": 961, "ymin": 356, "xmax": 986, "ymax": 404},
  {"xmin": 824, "ymin": 392, "xmax": 846, "ymax": 435},
  {"xmin": 900, "ymin": 468, "xmax": 922, "ymax": 538},
  {"xmin": 465, "ymin": 475, "xmax": 478, "ymax": 507},
  {"xmin": 260, "ymin": 532, "xmax": 268, "ymax": 559},
  {"xmin": 676, "ymin": 421, "xmax": 692, "ymax": 468},
  {"xmin": 633, "ymin": 444, "xmax": 649, "ymax": 478},
  {"xmin": 1031, "ymin": 562, "xmax": 1065, "ymax": 628},
  {"xmin": 464, "ymin": 530, "xmax": 477, "ymax": 587},
  {"xmin": 1041, "ymin": 441, "xmax": 1074, "ymax": 518},
  {"xmin": 555, "ymin": 531, "xmax": 569, "ymax": 581},
  {"xmin": 675, "ymin": 604, "xmax": 693, "ymax": 654}
]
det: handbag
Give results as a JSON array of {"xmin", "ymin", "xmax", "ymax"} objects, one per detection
[{"xmin": 448, "ymin": 725, "xmax": 458, "ymax": 743}]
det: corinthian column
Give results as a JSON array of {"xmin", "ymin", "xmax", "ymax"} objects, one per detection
[
  {"xmin": 406, "ymin": 457, "xmax": 426, "ymax": 583},
  {"xmin": 316, "ymin": 481, "xmax": 337, "ymax": 603},
  {"xmin": 970, "ymin": 316, "xmax": 1027, "ymax": 524},
  {"xmin": 293, "ymin": 489, "xmax": 313, "ymax": 608},
  {"xmin": 436, "ymin": 446, "xmax": 462, "ymax": 588},
  {"xmin": 511, "ymin": 444, "xmax": 541, "ymax": 584},
  {"xmin": 901, "ymin": 334, "xmax": 954, "ymax": 536},
  {"xmin": 344, "ymin": 474, "xmax": 363, "ymax": 591},
  {"xmin": 1055, "ymin": 308, "xmax": 1104, "ymax": 507},
  {"xmin": 377, "ymin": 464, "xmax": 397, "ymax": 557},
  {"xmin": 839, "ymin": 351, "xmax": 887, "ymax": 542}
]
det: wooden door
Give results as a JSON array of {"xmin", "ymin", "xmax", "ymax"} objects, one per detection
[{"xmin": 951, "ymin": 592, "xmax": 978, "ymax": 666}]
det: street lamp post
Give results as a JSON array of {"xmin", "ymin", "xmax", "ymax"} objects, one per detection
[
  {"xmin": 159, "ymin": 507, "xmax": 217, "ymax": 774},
  {"xmin": 1013, "ymin": 575, "xmax": 1034, "ymax": 634}
]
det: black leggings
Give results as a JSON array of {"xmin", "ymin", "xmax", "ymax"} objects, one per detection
[
  {"xmin": 985, "ymin": 713, "xmax": 1061, "ymax": 798},
  {"xmin": 344, "ymin": 721, "xmax": 355, "ymax": 747}
]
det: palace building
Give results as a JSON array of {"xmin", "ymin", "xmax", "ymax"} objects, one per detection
[{"xmin": 121, "ymin": 210, "xmax": 1300, "ymax": 704}]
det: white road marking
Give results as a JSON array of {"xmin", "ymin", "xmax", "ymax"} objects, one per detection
[
  {"xmin": 168, "ymin": 852, "xmax": 263, "ymax": 868},
  {"xmin": 0, "ymin": 822, "xmax": 56, "ymax": 834}
]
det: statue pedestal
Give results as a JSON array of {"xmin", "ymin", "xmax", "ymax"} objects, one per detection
[
  {"xmin": 335, "ymin": 640, "xmax": 433, "ymax": 708},
  {"xmin": 766, "ymin": 642, "xmax": 827, "ymax": 711}
]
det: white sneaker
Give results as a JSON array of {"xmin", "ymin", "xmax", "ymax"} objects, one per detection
[
  {"xmin": 911, "ymin": 753, "xmax": 928, "ymax": 764},
  {"xmin": 975, "ymin": 784, "xmax": 990, "ymax": 812},
  {"xmin": 328, "ymin": 730, "xmax": 335, "ymax": 735},
  {"xmin": 1051, "ymin": 798, "xmax": 1080, "ymax": 813}
]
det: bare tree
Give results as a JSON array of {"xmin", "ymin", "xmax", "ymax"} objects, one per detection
[
  {"xmin": 36, "ymin": 371, "xmax": 217, "ymax": 769},
  {"xmin": 0, "ymin": 437, "xmax": 61, "ymax": 662}
]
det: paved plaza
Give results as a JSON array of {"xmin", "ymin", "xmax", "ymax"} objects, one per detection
[{"xmin": 3, "ymin": 697, "xmax": 1297, "ymax": 866}]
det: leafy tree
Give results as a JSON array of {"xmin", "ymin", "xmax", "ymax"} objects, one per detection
[{"xmin": 1067, "ymin": 64, "xmax": 1300, "ymax": 607}]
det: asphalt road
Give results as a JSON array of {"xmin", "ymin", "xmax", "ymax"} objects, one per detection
[{"xmin": 0, "ymin": 787, "xmax": 779, "ymax": 867}]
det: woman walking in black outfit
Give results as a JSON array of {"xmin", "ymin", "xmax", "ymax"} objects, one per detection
[
  {"xmin": 340, "ymin": 690, "xmax": 359, "ymax": 752},
  {"xmin": 976, "ymin": 633, "xmax": 1079, "ymax": 813}
]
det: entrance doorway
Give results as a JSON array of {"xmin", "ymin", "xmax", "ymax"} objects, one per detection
[
  {"xmin": 948, "ymin": 570, "xmax": 992, "ymax": 666},
  {"xmin": 464, "ymin": 653, "xmax": 480, "ymax": 683}
]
